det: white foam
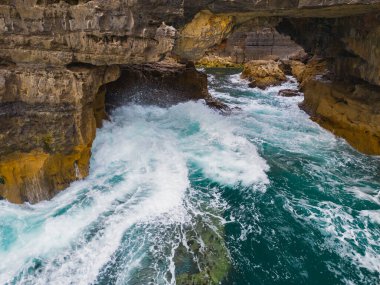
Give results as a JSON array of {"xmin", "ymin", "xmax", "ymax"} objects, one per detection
[
  {"xmin": 284, "ymin": 199, "xmax": 380, "ymax": 276},
  {"xmin": 166, "ymin": 102, "xmax": 269, "ymax": 186},
  {"xmin": 360, "ymin": 210, "xmax": 380, "ymax": 224},
  {"xmin": 0, "ymin": 101, "xmax": 269, "ymax": 284},
  {"xmin": 347, "ymin": 187, "xmax": 380, "ymax": 205}
]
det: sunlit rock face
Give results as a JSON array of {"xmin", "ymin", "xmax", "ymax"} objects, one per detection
[
  {"xmin": 241, "ymin": 60, "xmax": 287, "ymax": 89},
  {"xmin": 0, "ymin": 0, "xmax": 180, "ymax": 65},
  {"xmin": 0, "ymin": 0, "xmax": 380, "ymax": 203}
]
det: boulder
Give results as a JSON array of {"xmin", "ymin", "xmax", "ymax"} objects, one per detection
[{"xmin": 241, "ymin": 60, "xmax": 287, "ymax": 89}]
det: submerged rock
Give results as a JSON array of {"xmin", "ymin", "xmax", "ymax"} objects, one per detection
[
  {"xmin": 175, "ymin": 217, "xmax": 230, "ymax": 285},
  {"xmin": 241, "ymin": 60, "xmax": 287, "ymax": 89}
]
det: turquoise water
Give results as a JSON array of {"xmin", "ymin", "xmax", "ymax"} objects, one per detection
[{"xmin": 0, "ymin": 69, "xmax": 379, "ymax": 285}]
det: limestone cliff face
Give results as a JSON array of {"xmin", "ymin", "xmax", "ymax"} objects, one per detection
[
  {"xmin": 0, "ymin": 64, "xmax": 119, "ymax": 203},
  {"xmin": 1, "ymin": 0, "xmax": 380, "ymax": 203},
  {"xmin": 303, "ymin": 79, "xmax": 380, "ymax": 155},
  {"xmin": 0, "ymin": 0, "xmax": 181, "ymax": 203},
  {"xmin": 0, "ymin": 0, "xmax": 180, "ymax": 65}
]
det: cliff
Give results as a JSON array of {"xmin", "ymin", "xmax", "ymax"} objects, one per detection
[{"xmin": 1, "ymin": 0, "xmax": 380, "ymax": 203}]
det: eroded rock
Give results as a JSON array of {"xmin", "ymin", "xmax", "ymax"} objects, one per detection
[
  {"xmin": 106, "ymin": 61, "xmax": 210, "ymax": 108},
  {"xmin": 196, "ymin": 55, "xmax": 240, "ymax": 68},
  {"xmin": 241, "ymin": 60, "xmax": 287, "ymax": 89},
  {"xmin": 278, "ymin": 89, "xmax": 301, "ymax": 97},
  {"xmin": 0, "ymin": 64, "xmax": 120, "ymax": 203},
  {"xmin": 302, "ymin": 79, "xmax": 380, "ymax": 155}
]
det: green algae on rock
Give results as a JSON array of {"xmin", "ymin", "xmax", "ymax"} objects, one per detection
[{"xmin": 175, "ymin": 217, "xmax": 230, "ymax": 285}]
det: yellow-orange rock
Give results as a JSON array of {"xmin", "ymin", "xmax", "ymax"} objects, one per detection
[
  {"xmin": 302, "ymin": 79, "xmax": 380, "ymax": 155},
  {"xmin": 0, "ymin": 65, "xmax": 120, "ymax": 203},
  {"xmin": 196, "ymin": 55, "xmax": 241, "ymax": 68},
  {"xmin": 241, "ymin": 60, "xmax": 287, "ymax": 89},
  {"xmin": 299, "ymin": 58, "xmax": 328, "ymax": 88},
  {"xmin": 174, "ymin": 11, "xmax": 234, "ymax": 60}
]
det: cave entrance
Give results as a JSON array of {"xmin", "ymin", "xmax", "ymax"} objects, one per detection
[{"xmin": 103, "ymin": 62, "xmax": 212, "ymax": 114}]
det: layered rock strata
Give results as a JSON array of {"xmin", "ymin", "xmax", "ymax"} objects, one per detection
[
  {"xmin": 303, "ymin": 79, "xmax": 380, "ymax": 155},
  {"xmin": 196, "ymin": 18, "xmax": 305, "ymax": 66},
  {"xmin": 0, "ymin": 64, "xmax": 120, "ymax": 203}
]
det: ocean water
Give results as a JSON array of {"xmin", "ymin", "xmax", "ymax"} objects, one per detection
[{"xmin": 0, "ymin": 69, "xmax": 379, "ymax": 285}]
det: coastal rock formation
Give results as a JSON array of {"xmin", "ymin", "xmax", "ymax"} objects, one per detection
[
  {"xmin": 280, "ymin": 60, "xmax": 307, "ymax": 83},
  {"xmin": 1, "ymin": 0, "xmax": 380, "ymax": 203},
  {"xmin": 196, "ymin": 55, "xmax": 240, "ymax": 68},
  {"xmin": 278, "ymin": 89, "xmax": 301, "ymax": 97},
  {"xmin": 302, "ymin": 79, "xmax": 380, "ymax": 155},
  {"xmin": 106, "ymin": 61, "xmax": 213, "ymax": 109},
  {"xmin": 174, "ymin": 10, "xmax": 234, "ymax": 61},
  {"xmin": 282, "ymin": 15, "xmax": 380, "ymax": 155},
  {"xmin": 0, "ymin": 0, "xmax": 180, "ymax": 66},
  {"xmin": 196, "ymin": 18, "xmax": 305, "ymax": 66},
  {"xmin": 241, "ymin": 60, "xmax": 286, "ymax": 89},
  {"xmin": 0, "ymin": 64, "xmax": 120, "ymax": 203}
]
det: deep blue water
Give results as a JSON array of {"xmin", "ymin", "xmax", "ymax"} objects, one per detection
[{"xmin": 0, "ymin": 69, "xmax": 379, "ymax": 285}]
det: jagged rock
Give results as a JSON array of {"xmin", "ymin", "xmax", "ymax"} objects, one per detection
[
  {"xmin": 0, "ymin": 0, "xmax": 180, "ymax": 66},
  {"xmin": 280, "ymin": 60, "xmax": 306, "ymax": 83},
  {"xmin": 278, "ymin": 89, "xmax": 301, "ymax": 97},
  {"xmin": 241, "ymin": 60, "xmax": 287, "ymax": 89},
  {"xmin": 298, "ymin": 58, "xmax": 329, "ymax": 88},
  {"xmin": 174, "ymin": 10, "xmax": 234, "ymax": 61}
]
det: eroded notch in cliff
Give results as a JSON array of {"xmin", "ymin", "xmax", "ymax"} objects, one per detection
[{"xmin": 104, "ymin": 61, "xmax": 215, "ymax": 112}]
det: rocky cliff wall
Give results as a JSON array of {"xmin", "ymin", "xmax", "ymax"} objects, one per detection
[
  {"xmin": 1, "ymin": 0, "xmax": 380, "ymax": 203},
  {"xmin": 279, "ymin": 14, "xmax": 380, "ymax": 154},
  {"xmin": 197, "ymin": 18, "xmax": 305, "ymax": 64},
  {"xmin": 0, "ymin": 64, "xmax": 120, "ymax": 203}
]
